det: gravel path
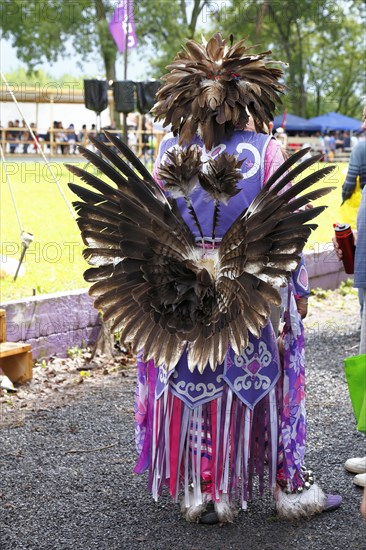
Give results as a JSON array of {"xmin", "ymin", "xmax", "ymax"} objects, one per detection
[{"xmin": 1, "ymin": 291, "xmax": 366, "ymax": 550}]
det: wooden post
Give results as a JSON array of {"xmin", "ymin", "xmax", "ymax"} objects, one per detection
[
  {"xmin": 0, "ymin": 308, "xmax": 33, "ymax": 383},
  {"xmin": 0, "ymin": 309, "xmax": 6, "ymax": 343}
]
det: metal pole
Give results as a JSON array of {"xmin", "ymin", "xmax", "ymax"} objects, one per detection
[
  {"xmin": 13, "ymin": 232, "xmax": 34, "ymax": 281},
  {"xmin": 122, "ymin": 1, "xmax": 129, "ymax": 144},
  {"xmin": 0, "ymin": 142, "xmax": 34, "ymax": 282},
  {"xmin": 0, "ymin": 143, "xmax": 23, "ymax": 232},
  {"xmin": 0, "ymin": 71, "xmax": 76, "ymax": 220}
]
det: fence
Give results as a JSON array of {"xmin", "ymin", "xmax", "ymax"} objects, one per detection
[
  {"xmin": 2, "ymin": 126, "xmax": 352, "ymax": 165},
  {"xmin": 1, "ymin": 126, "xmax": 166, "ymax": 160},
  {"xmin": 286, "ymin": 135, "xmax": 352, "ymax": 162}
]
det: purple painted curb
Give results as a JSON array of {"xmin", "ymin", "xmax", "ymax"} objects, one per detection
[
  {"xmin": 0, "ymin": 251, "xmax": 350, "ymax": 360},
  {"xmin": 305, "ymin": 248, "xmax": 350, "ymax": 289},
  {"xmin": 0, "ymin": 288, "xmax": 101, "ymax": 360}
]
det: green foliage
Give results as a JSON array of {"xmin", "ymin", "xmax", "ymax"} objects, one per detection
[
  {"xmin": 0, "ymin": 0, "xmax": 211, "ymax": 80},
  {"xmin": 3, "ymin": 68, "xmax": 88, "ymax": 89},
  {"xmin": 1, "ymin": 1, "xmax": 364, "ymax": 117},
  {"xmin": 216, "ymin": 0, "xmax": 366, "ymax": 118},
  {"xmin": 303, "ymin": 9, "xmax": 366, "ymax": 117},
  {"xmin": 0, "ymin": 0, "xmax": 117, "ymax": 77},
  {"xmin": 67, "ymin": 346, "xmax": 84, "ymax": 359},
  {"xmin": 339, "ymin": 279, "xmax": 357, "ymax": 296},
  {"xmin": 0, "ymin": 0, "xmax": 87, "ymax": 69},
  {"xmin": 133, "ymin": 0, "xmax": 211, "ymax": 77},
  {"xmin": 310, "ymin": 287, "xmax": 331, "ymax": 299},
  {"xmin": 311, "ymin": 278, "xmax": 357, "ymax": 301}
]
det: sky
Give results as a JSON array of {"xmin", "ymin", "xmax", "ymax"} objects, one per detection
[
  {"xmin": 0, "ymin": 38, "xmax": 153, "ymax": 131},
  {"xmin": 0, "ymin": 38, "xmax": 150, "ymax": 81}
]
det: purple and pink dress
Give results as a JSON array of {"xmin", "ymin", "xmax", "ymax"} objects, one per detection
[{"xmin": 133, "ymin": 130, "xmax": 310, "ymax": 509}]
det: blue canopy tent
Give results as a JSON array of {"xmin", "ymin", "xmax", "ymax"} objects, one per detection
[
  {"xmin": 272, "ymin": 113, "xmax": 321, "ymax": 132},
  {"xmin": 306, "ymin": 112, "xmax": 362, "ymax": 133}
]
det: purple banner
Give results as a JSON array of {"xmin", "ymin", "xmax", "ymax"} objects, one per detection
[{"xmin": 109, "ymin": 0, "xmax": 137, "ymax": 53}]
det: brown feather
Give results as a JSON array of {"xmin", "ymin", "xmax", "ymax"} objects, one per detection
[
  {"xmin": 158, "ymin": 145, "xmax": 202, "ymax": 197},
  {"xmin": 68, "ymin": 131, "xmax": 335, "ymax": 374},
  {"xmin": 152, "ymin": 32, "xmax": 285, "ymax": 149}
]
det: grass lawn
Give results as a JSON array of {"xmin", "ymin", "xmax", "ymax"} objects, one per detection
[
  {"xmin": 301, "ymin": 161, "xmax": 348, "ymax": 252},
  {"xmin": 1, "ymin": 159, "xmax": 90, "ymax": 301},
  {"xmin": 1, "ymin": 159, "xmax": 348, "ymax": 302}
]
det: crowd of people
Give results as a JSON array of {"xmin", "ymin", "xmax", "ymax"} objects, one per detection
[
  {"xmin": 313, "ymin": 131, "xmax": 362, "ymax": 161},
  {"xmin": 1, "ymin": 116, "xmax": 159, "ymax": 157},
  {"xmin": 3, "ymin": 116, "xmax": 364, "ymax": 163},
  {"xmin": 274, "ymin": 127, "xmax": 364, "ymax": 162},
  {"xmin": 1, "ymin": 120, "xmax": 95, "ymax": 155}
]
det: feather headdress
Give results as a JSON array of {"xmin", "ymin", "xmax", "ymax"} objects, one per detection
[{"xmin": 152, "ymin": 32, "xmax": 286, "ymax": 149}]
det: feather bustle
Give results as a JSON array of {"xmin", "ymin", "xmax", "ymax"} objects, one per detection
[{"xmin": 68, "ymin": 131, "xmax": 335, "ymax": 373}]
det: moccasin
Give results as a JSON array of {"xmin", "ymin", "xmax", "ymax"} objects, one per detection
[
  {"xmin": 353, "ymin": 473, "xmax": 366, "ymax": 488},
  {"xmin": 344, "ymin": 457, "xmax": 366, "ymax": 474},
  {"xmin": 323, "ymin": 494, "xmax": 342, "ymax": 512}
]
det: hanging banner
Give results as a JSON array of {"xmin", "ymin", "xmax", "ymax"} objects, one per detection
[{"xmin": 109, "ymin": 0, "xmax": 137, "ymax": 53}]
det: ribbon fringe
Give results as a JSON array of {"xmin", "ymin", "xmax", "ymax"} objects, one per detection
[{"xmin": 148, "ymin": 385, "xmax": 280, "ymax": 507}]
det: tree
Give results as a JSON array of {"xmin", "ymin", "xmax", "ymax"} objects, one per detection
[
  {"xmin": 0, "ymin": 0, "xmax": 119, "ymax": 121},
  {"xmin": 216, "ymin": 0, "xmax": 365, "ymax": 117},
  {"xmin": 0, "ymin": 1, "xmax": 118, "ymax": 77},
  {"xmin": 0, "ymin": 1, "xmax": 212, "ymax": 120},
  {"xmin": 133, "ymin": 0, "xmax": 210, "ymax": 76},
  {"xmin": 2, "ymin": 67, "xmax": 88, "ymax": 88},
  {"xmin": 305, "ymin": 14, "xmax": 366, "ymax": 117}
]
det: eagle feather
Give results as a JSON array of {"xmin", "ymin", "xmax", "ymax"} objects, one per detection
[{"xmin": 69, "ymin": 134, "xmax": 335, "ymax": 373}]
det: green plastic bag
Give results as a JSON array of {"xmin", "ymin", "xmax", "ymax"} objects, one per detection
[
  {"xmin": 344, "ymin": 354, "xmax": 366, "ymax": 432},
  {"xmin": 357, "ymin": 394, "xmax": 366, "ymax": 432}
]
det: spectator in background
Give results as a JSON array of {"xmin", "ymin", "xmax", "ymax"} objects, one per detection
[
  {"xmin": 67, "ymin": 124, "xmax": 78, "ymax": 154},
  {"xmin": 342, "ymin": 103, "xmax": 366, "ymax": 203},
  {"xmin": 56, "ymin": 121, "xmax": 68, "ymax": 154},
  {"xmin": 274, "ymin": 126, "xmax": 288, "ymax": 153},
  {"xmin": 334, "ymin": 100, "xmax": 366, "ymax": 509},
  {"xmin": 335, "ymin": 131, "xmax": 344, "ymax": 150},
  {"xmin": 343, "ymin": 132, "xmax": 351, "ymax": 150},
  {"xmin": 6, "ymin": 121, "xmax": 17, "ymax": 153},
  {"xmin": 336, "ymin": 184, "xmax": 366, "ymax": 494},
  {"xmin": 139, "ymin": 115, "xmax": 150, "ymax": 159},
  {"xmin": 342, "ymin": 102, "xmax": 366, "ymax": 317},
  {"xmin": 13, "ymin": 119, "xmax": 21, "ymax": 139},
  {"xmin": 29, "ymin": 123, "xmax": 39, "ymax": 153},
  {"xmin": 85, "ymin": 124, "xmax": 97, "ymax": 152},
  {"xmin": 78, "ymin": 124, "xmax": 87, "ymax": 146},
  {"xmin": 328, "ymin": 132, "xmax": 336, "ymax": 161},
  {"xmin": 316, "ymin": 132, "xmax": 326, "ymax": 160},
  {"xmin": 324, "ymin": 133, "xmax": 330, "ymax": 160},
  {"xmin": 22, "ymin": 130, "xmax": 30, "ymax": 154}
]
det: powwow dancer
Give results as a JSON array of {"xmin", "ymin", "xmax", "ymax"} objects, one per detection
[{"xmin": 68, "ymin": 33, "xmax": 342, "ymax": 523}]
